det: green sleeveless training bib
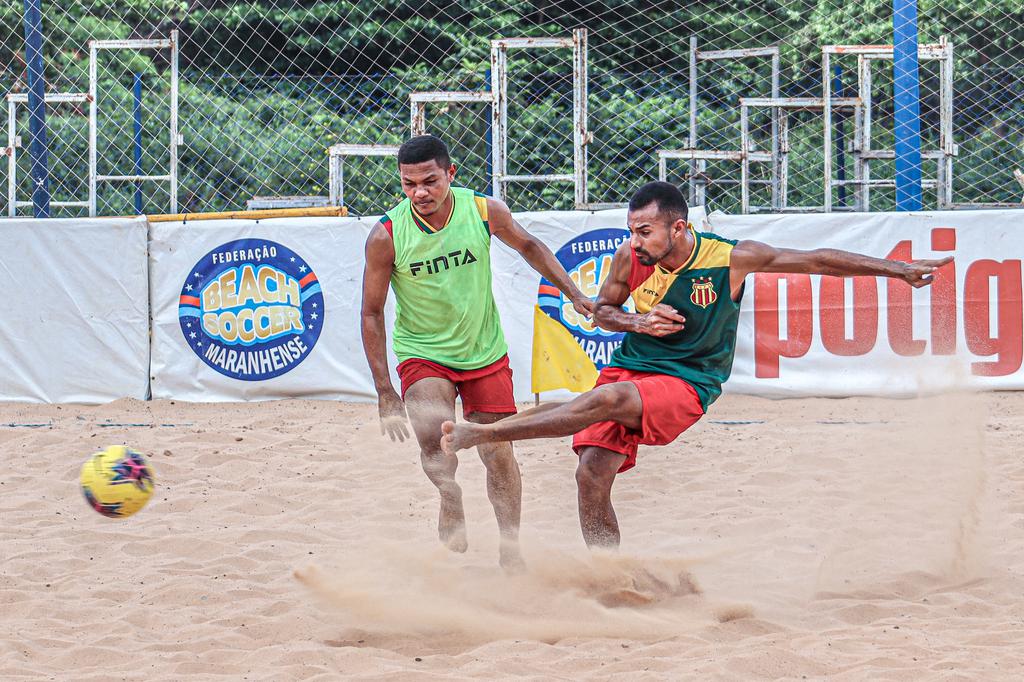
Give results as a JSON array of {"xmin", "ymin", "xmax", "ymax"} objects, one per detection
[{"xmin": 381, "ymin": 187, "xmax": 507, "ymax": 370}]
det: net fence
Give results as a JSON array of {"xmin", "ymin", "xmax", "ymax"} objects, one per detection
[{"xmin": 1, "ymin": 0, "xmax": 1022, "ymax": 217}]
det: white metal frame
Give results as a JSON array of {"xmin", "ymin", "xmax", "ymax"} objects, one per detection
[
  {"xmin": 6, "ymin": 93, "xmax": 91, "ymax": 216},
  {"xmin": 410, "ymin": 91, "xmax": 493, "ymax": 136},
  {"xmin": 327, "ymin": 143, "xmax": 401, "ymax": 207},
  {"xmin": 823, "ymin": 39, "xmax": 955, "ymax": 211},
  {"xmin": 657, "ymin": 145, "xmax": 774, "ymax": 209},
  {"xmin": 490, "ymin": 29, "xmax": 589, "ymax": 208},
  {"xmin": 660, "ymin": 38, "xmax": 781, "ymax": 209},
  {"xmin": 88, "ymin": 30, "xmax": 179, "ymax": 216},
  {"xmin": 409, "ymin": 91, "xmax": 493, "ymax": 194},
  {"xmin": 739, "ymin": 97, "xmax": 863, "ymax": 213}
]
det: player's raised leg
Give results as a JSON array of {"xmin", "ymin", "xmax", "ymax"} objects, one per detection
[
  {"xmin": 575, "ymin": 446, "xmax": 626, "ymax": 548},
  {"xmin": 404, "ymin": 377, "xmax": 467, "ymax": 552},
  {"xmin": 466, "ymin": 411, "xmax": 524, "ymax": 570},
  {"xmin": 440, "ymin": 381, "xmax": 643, "ymax": 455}
]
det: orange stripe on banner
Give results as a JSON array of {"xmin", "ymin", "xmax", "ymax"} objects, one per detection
[
  {"xmin": 179, "ymin": 295, "xmax": 200, "ymax": 306},
  {"xmin": 537, "ymin": 284, "xmax": 560, "ymax": 297},
  {"xmin": 299, "ymin": 273, "xmax": 318, "ymax": 288}
]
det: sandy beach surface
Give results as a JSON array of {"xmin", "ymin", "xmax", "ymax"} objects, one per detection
[{"xmin": 2, "ymin": 391, "xmax": 1023, "ymax": 680}]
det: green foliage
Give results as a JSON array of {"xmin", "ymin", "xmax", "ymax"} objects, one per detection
[{"xmin": 1, "ymin": 0, "xmax": 1022, "ymax": 214}]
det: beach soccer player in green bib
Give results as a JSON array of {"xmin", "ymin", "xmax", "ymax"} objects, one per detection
[
  {"xmin": 440, "ymin": 181, "xmax": 952, "ymax": 550},
  {"xmin": 361, "ymin": 135, "xmax": 593, "ymax": 569}
]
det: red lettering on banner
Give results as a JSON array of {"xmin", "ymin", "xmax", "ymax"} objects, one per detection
[
  {"xmin": 964, "ymin": 259, "xmax": 1023, "ymax": 376},
  {"xmin": 819, "ymin": 276, "xmax": 878, "ymax": 356},
  {"xmin": 886, "ymin": 240, "xmax": 926, "ymax": 356},
  {"xmin": 930, "ymin": 228, "xmax": 957, "ymax": 355},
  {"xmin": 750, "ymin": 227, "xmax": 1024, "ymax": 379},
  {"xmin": 754, "ymin": 273, "xmax": 812, "ymax": 378}
]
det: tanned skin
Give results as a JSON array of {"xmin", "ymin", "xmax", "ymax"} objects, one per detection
[
  {"xmin": 361, "ymin": 158, "xmax": 594, "ymax": 568},
  {"xmin": 439, "ymin": 202, "xmax": 952, "ymax": 549}
]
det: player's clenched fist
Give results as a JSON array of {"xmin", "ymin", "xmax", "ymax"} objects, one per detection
[{"xmin": 636, "ymin": 303, "xmax": 685, "ymax": 337}]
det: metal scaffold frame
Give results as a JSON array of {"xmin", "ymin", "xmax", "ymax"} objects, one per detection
[
  {"xmin": 409, "ymin": 91, "xmax": 493, "ymax": 136},
  {"xmin": 490, "ymin": 29, "xmax": 589, "ymax": 208},
  {"xmin": 409, "ymin": 90, "xmax": 492, "ymax": 192},
  {"xmin": 6, "ymin": 93, "xmax": 91, "ymax": 216},
  {"xmin": 88, "ymin": 30, "xmax": 179, "ymax": 216},
  {"xmin": 739, "ymin": 97, "xmax": 863, "ymax": 213},
  {"xmin": 658, "ymin": 38, "xmax": 780, "ymax": 209},
  {"xmin": 823, "ymin": 38, "xmax": 955, "ymax": 211},
  {"xmin": 327, "ymin": 143, "xmax": 402, "ymax": 208}
]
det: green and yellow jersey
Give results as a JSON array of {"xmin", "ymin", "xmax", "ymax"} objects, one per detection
[
  {"xmin": 611, "ymin": 226, "xmax": 743, "ymax": 409},
  {"xmin": 381, "ymin": 186, "xmax": 508, "ymax": 370}
]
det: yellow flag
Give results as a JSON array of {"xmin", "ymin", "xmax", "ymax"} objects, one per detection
[{"xmin": 531, "ymin": 305, "xmax": 598, "ymax": 393}]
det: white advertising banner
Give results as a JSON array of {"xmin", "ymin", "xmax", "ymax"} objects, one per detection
[
  {"xmin": 0, "ymin": 217, "xmax": 149, "ymax": 403},
  {"xmin": 717, "ymin": 210, "xmax": 1024, "ymax": 398},
  {"xmin": 149, "ymin": 216, "xmax": 395, "ymax": 401},
  {"xmin": 148, "ymin": 209, "xmax": 706, "ymax": 403},
  {"xmin": 147, "ymin": 207, "xmax": 1023, "ymax": 403}
]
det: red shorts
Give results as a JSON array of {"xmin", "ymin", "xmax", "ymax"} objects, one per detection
[
  {"xmin": 397, "ymin": 355, "xmax": 517, "ymax": 418},
  {"xmin": 572, "ymin": 366, "xmax": 705, "ymax": 473}
]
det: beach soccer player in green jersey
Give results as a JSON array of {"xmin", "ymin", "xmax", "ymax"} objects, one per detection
[
  {"xmin": 441, "ymin": 181, "xmax": 952, "ymax": 550},
  {"xmin": 361, "ymin": 134, "xmax": 593, "ymax": 569}
]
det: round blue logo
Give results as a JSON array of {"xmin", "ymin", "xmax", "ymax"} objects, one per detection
[
  {"xmin": 537, "ymin": 228, "xmax": 633, "ymax": 369},
  {"xmin": 178, "ymin": 239, "xmax": 324, "ymax": 380}
]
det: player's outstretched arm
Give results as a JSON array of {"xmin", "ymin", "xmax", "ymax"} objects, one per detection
[
  {"xmin": 360, "ymin": 223, "xmax": 409, "ymax": 442},
  {"xmin": 729, "ymin": 240, "xmax": 953, "ymax": 293},
  {"xmin": 487, "ymin": 198, "xmax": 595, "ymax": 318},
  {"xmin": 593, "ymin": 242, "xmax": 686, "ymax": 336}
]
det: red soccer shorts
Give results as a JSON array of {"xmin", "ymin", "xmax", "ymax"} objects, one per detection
[
  {"xmin": 397, "ymin": 355, "xmax": 517, "ymax": 418},
  {"xmin": 572, "ymin": 366, "xmax": 705, "ymax": 473}
]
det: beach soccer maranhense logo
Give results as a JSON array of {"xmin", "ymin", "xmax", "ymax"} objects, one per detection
[
  {"xmin": 178, "ymin": 239, "xmax": 324, "ymax": 380},
  {"xmin": 537, "ymin": 228, "xmax": 634, "ymax": 369}
]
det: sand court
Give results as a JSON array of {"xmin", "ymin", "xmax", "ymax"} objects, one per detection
[{"xmin": 2, "ymin": 392, "xmax": 1023, "ymax": 680}]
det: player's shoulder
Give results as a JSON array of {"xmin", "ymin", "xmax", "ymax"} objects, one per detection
[
  {"xmin": 478, "ymin": 192, "xmax": 510, "ymax": 214},
  {"xmin": 473, "ymin": 192, "xmax": 512, "ymax": 231},
  {"xmin": 366, "ymin": 215, "xmax": 396, "ymax": 253},
  {"xmin": 372, "ymin": 214, "xmax": 394, "ymax": 238},
  {"xmin": 691, "ymin": 228, "xmax": 739, "ymax": 271},
  {"xmin": 695, "ymin": 228, "xmax": 738, "ymax": 247}
]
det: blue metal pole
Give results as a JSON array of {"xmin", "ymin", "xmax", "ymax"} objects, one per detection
[
  {"xmin": 833, "ymin": 65, "xmax": 847, "ymax": 207},
  {"xmin": 133, "ymin": 73, "xmax": 143, "ymax": 214},
  {"xmin": 22, "ymin": 0, "xmax": 50, "ymax": 218},
  {"xmin": 893, "ymin": 0, "xmax": 923, "ymax": 210}
]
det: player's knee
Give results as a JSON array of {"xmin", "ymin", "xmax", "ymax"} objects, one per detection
[
  {"xmin": 479, "ymin": 446, "xmax": 519, "ymax": 476},
  {"xmin": 575, "ymin": 461, "xmax": 612, "ymax": 497},
  {"xmin": 420, "ymin": 450, "xmax": 456, "ymax": 478},
  {"xmin": 589, "ymin": 383, "xmax": 635, "ymax": 413}
]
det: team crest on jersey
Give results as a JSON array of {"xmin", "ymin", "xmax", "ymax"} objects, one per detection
[{"xmin": 690, "ymin": 276, "xmax": 718, "ymax": 309}]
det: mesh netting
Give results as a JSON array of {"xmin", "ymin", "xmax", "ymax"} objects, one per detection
[{"xmin": 2, "ymin": 1, "xmax": 1022, "ymax": 216}]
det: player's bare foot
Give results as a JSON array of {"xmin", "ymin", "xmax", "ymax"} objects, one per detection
[
  {"xmin": 440, "ymin": 420, "xmax": 484, "ymax": 456},
  {"xmin": 438, "ymin": 487, "xmax": 468, "ymax": 553},
  {"xmin": 499, "ymin": 539, "xmax": 527, "ymax": 574}
]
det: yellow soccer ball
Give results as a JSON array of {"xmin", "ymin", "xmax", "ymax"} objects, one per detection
[{"xmin": 80, "ymin": 446, "xmax": 155, "ymax": 518}]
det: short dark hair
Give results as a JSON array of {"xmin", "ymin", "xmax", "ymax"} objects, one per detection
[
  {"xmin": 398, "ymin": 134, "xmax": 451, "ymax": 168},
  {"xmin": 628, "ymin": 181, "xmax": 688, "ymax": 222}
]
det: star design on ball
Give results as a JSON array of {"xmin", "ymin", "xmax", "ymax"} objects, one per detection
[{"xmin": 110, "ymin": 453, "xmax": 153, "ymax": 491}]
